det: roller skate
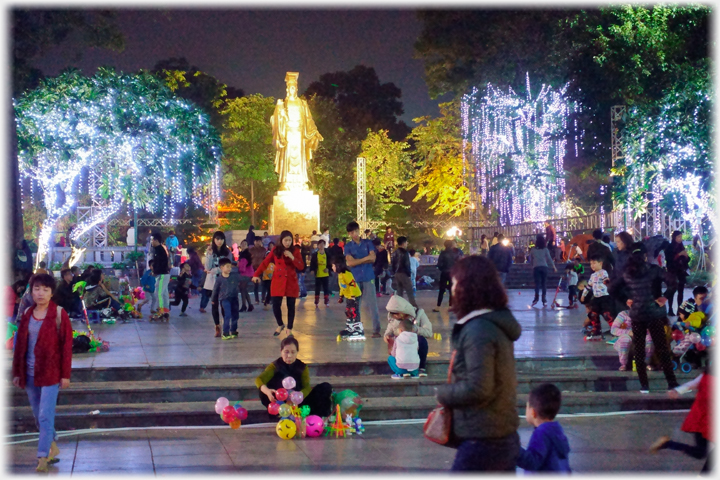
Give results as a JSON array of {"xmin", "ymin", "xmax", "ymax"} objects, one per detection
[
  {"xmin": 339, "ymin": 320, "xmax": 365, "ymax": 342},
  {"xmin": 150, "ymin": 308, "xmax": 170, "ymax": 323},
  {"xmin": 584, "ymin": 329, "xmax": 604, "ymax": 342}
]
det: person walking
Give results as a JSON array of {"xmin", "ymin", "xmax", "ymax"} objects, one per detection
[
  {"xmin": 165, "ymin": 230, "xmax": 180, "ymax": 267},
  {"xmin": 435, "ymin": 255, "xmax": 522, "ymax": 471},
  {"xmin": 608, "ymin": 242, "xmax": 679, "ymax": 393},
  {"xmin": 249, "ymin": 238, "xmax": 267, "ymax": 304},
  {"xmin": 150, "ymin": 233, "xmax": 171, "ymax": 321},
  {"xmin": 434, "ymin": 240, "xmax": 459, "ymax": 312},
  {"xmin": 245, "ymin": 225, "xmax": 257, "ymax": 247},
  {"xmin": 488, "ymin": 234, "xmax": 513, "ymax": 285},
  {"xmin": 529, "ymin": 234, "xmax": 557, "ymax": 307},
  {"xmin": 186, "ymin": 247, "xmax": 205, "ymax": 295},
  {"xmin": 12, "ymin": 273, "xmax": 73, "ymax": 472},
  {"xmin": 344, "ymin": 221, "xmax": 381, "ymax": 337},
  {"xmin": 199, "ymin": 231, "xmax": 234, "ymax": 337},
  {"xmin": 390, "ymin": 236, "xmax": 418, "ymax": 309},
  {"xmin": 252, "ymin": 230, "xmax": 305, "ymax": 338},
  {"xmin": 664, "ymin": 230, "xmax": 690, "ymax": 316}
]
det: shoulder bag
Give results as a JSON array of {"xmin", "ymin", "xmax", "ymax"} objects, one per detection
[{"xmin": 423, "ymin": 349, "xmax": 457, "ymax": 445}]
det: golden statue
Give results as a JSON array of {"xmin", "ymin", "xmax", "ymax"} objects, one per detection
[{"xmin": 271, "ymin": 72, "xmax": 323, "ymax": 192}]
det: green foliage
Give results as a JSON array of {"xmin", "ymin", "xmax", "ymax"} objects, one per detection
[
  {"xmin": 111, "ymin": 262, "xmax": 125, "ymax": 270},
  {"xmin": 360, "ymin": 130, "xmax": 412, "ymax": 220},
  {"xmin": 408, "ymin": 101, "xmax": 470, "ymax": 217},
  {"xmin": 50, "ymin": 262, "xmax": 63, "ymax": 271}
]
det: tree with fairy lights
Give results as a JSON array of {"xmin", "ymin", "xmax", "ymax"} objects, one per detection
[
  {"xmin": 15, "ymin": 67, "xmax": 222, "ymax": 266},
  {"xmin": 462, "ymin": 76, "xmax": 577, "ymax": 226}
]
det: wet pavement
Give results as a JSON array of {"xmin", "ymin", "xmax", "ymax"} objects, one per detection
[
  {"xmin": 6, "ymin": 412, "xmax": 704, "ymax": 474},
  {"xmin": 60, "ymin": 289, "xmax": 608, "ymax": 369}
]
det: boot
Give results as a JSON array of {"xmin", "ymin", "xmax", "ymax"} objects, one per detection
[
  {"xmin": 214, "ymin": 325, "xmax": 221, "ymax": 338},
  {"xmin": 314, "ymin": 295, "xmax": 320, "ymax": 307}
]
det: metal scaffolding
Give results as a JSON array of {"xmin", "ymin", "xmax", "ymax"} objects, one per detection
[{"xmin": 356, "ymin": 157, "xmax": 366, "ymax": 231}]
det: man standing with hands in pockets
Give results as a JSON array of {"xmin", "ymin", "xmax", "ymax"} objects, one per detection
[{"xmin": 344, "ymin": 221, "xmax": 381, "ymax": 337}]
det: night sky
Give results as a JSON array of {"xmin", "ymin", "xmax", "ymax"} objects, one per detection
[{"xmin": 31, "ymin": 9, "xmax": 444, "ymax": 124}]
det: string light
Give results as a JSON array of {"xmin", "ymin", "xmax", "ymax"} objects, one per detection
[
  {"xmin": 15, "ymin": 68, "xmax": 223, "ymax": 262},
  {"xmin": 462, "ymin": 74, "xmax": 577, "ymax": 225}
]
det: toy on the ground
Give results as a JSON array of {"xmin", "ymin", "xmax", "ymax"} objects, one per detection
[
  {"xmin": 332, "ymin": 389, "xmax": 363, "ymax": 418},
  {"xmin": 214, "ymin": 397, "xmax": 246, "ymax": 430},
  {"xmin": 276, "ymin": 419, "xmax": 297, "ymax": 439},
  {"xmin": 305, "ymin": 415, "xmax": 325, "ymax": 437},
  {"xmin": 671, "ymin": 320, "xmax": 712, "ymax": 372},
  {"xmin": 324, "ymin": 404, "xmax": 353, "ymax": 438}
]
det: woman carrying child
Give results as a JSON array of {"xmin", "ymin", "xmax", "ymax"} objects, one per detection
[
  {"xmin": 384, "ymin": 294, "xmax": 432, "ymax": 377},
  {"xmin": 199, "ymin": 231, "xmax": 234, "ymax": 337},
  {"xmin": 252, "ymin": 230, "xmax": 305, "ymax": 338},
  {"xmin": 256, "ymin": 336, "xmax": 333, "ymax": 418},
  {"xmin": 609, "ymin": 242, "xmax": 679, "ymax": 393},
  {"xmin": 12, "ymin": 274, "xmax": 73, "ymax": 472}
]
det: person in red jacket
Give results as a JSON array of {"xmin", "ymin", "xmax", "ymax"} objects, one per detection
[
  {"xmin": 12, "ymin": 273, "xmax": 73, "ymax": 472},
  {"xmin": 650, "ymin": 367, "xmax": 712, "ymax": 473},
  {"xmin": 252, "ymin": 230, "xmax": 305, "ymax": 338}
]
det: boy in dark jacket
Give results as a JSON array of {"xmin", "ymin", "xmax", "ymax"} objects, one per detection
[
  {"xmin": 488, "ymin": 234, "xmax": 513, "ymax": 284},
  {"xmin": 391, "ymin": 236, "xmax": 417, "ymax": 308},
  {"xmin": 517, "ymin": 383, "xmax": 571, "ymax": 473},
  {"xmin": 372, "ymin": 239, "xmax": 391, "ymax": 296},
  {"xmin": 52, "ymin": 269, "xmax": 82, "ymax": 318},
  {"xmin": 211, "ymin": 258, "xmax": 241, "ymax": 339},
  {"xmin": 171, "ymin": 262, "xmax": 192, "ymax": 316}
]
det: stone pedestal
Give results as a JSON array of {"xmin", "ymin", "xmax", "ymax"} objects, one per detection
[{"xmin": 270, "ymin": 190, "xmax": 320, "ymax": 236}]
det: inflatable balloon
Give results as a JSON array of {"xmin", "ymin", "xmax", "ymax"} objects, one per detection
[
  {"xmin": 671, "ymin": 330, "xmax": 684, "ymax": 342},
  {"xmin": 702, "ymin": 337, "xmax": 713, "ymax": 347},
  {"xmin": 696, "ymin": 342, "xmax": 707, "ymax": 352},
  {"xmin": 689, "ymin": 333, "xmax": 702, "ymax": 344},
  {"xmin": 230, "ymin": 419, "xmax": 241, "ymax": 430},
  {"xmin": 275, "ymin": 388, "xmax": 289, "ymax": 401},
  {"xmin": 282, "ymin": 377, "xmax": 297, "ymax": 390},
  {"xmin": 278, "ymin": 403, "xmax": 292, "ymax": 418},
  {"xmin": 276, "ymin": 419, "xmax": 297, "ymax": 439},
  {"xmin": 268, "ymin": 402, "xmax": 281, "ymax": 415},
  {"xmin": 235, "ymin": 406, "xmax": 248, "ymax": 421},
  {"xmin": 290, "ymin": 391, "xmax": 304, "ymax": 405},
  {"xmin": 305, "ymin": 415, "xmax": 325, "ymax": 437},
  {"xmin": 223, "ymin": 405, "xmax": 238, "ymax": 422}
]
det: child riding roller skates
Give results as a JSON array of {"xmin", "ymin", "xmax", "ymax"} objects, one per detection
[{"xmin": 335, "ymin": 257, "xmax": 365, "ymax": 341}]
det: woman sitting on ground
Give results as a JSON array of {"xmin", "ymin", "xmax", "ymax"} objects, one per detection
[
  {"xmin": 256, "ymin": 336, "xmax": 333, "ymax": 418},
  {"xmin": 83, "ymin": 269, "xmax": 122, "ymax": 312}
]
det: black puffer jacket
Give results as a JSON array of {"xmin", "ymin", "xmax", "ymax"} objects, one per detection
[
  {"xmin": 609, "ymin": 263, "xmax": 666, "ymax": 322},
  {"xmin": 436, "ymin": 309, "xmax": 522, "ymax": 441}
]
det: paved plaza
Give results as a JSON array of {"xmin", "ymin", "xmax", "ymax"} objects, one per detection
[{"xmin": 64, "ymin": 289, "xmax": 609, "ymax": 369}]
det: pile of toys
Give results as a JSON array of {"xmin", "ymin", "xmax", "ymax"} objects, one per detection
[
  {"xmin": 671, "ymin": 322, "xmax": 714, "ymax": 373},
  {"xmin": 215, "ymin": 397, "xmax": 248, "ymax": 429}
]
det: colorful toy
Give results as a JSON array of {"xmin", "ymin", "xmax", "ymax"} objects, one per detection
[
  {"xmin": 278, "ymin": 403, "xmax": 292, "ymax": 418},
  {"xmin": 324, "ymin": 404, "xmax": 352, "ymax": 438},
  {"xmin": 289, "ymin": 391, "xmax": 304, "ymax": 405},
  {"xmin": 282, "ymin": 377, "xmax": 297, "ymax": 390},
  {"xmin": 276, "ymin": 419, "xmax": 297, "ymax": 439},
  {"xmin": 275, "ymin": 388, "xmax": 289, "ymax": 401},
  {"xmin": 268, "ymin": 401, "xmax": 281, "ymax": 415},
  {"xmin": 305, "ymin": 415, "xmax": 325, "ymax": 437}
]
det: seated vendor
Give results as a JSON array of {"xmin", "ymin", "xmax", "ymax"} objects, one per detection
[{"xmin": 255, "ymin": 336, "xmax": 333, "ymax": 419}]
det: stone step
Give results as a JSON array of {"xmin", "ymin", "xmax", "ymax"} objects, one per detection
[
  {"xmin": 8, "ymin": 391, "xmax": 694, "ymax": 433},
  {"xmin": 37, "ymin": 355, "xmax": 622, "ymax": 384},
  {"xmin": 9, "ymin": 370, "xmax": 696, "ymax": 407}
]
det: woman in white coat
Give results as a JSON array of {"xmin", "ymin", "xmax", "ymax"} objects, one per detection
[{"xmin": 383, "ymin": 295, "xmax": 432, "ymax": 377}]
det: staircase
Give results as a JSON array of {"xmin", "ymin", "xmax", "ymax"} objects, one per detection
[{"xmin": 8, "ymin": 355, "xmax": 693, "ymax": 432}]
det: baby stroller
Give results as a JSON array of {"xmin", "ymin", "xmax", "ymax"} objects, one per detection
[{"xmin": 671, "ymin": 330, "xmax": 710, "ymax": 373}]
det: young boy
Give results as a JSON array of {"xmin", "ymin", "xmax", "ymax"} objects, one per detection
[
  {"xmin": 517, "ymin": 383, "xmax": 571, "ymax": 472},
  {"xmin": 335, "ymin": 258, "xmax": 364, "ymax": 341},
  {"xmin": 211, "ymin": 257, "xmax": 241, "ymax": 339},
  {"xmin": 171, "ymin": 262, "xmax": 192, "ymax": 317},
  {"xmin": 565, "ymin": 264, "xmax": 578, "ymax": 308},
  {"xmin": 571, "ymin": 255, "xmax": 584, "ymax": 276},
  {"xmin": 581, "ymin": 254, "xmax": 614, "ymax": 339},
  {"xmin": 387, "ymin": 318, "xmax": 420, "ymax": 379},
  {"xmin": 136, "ymin": 261, "xmax": 156, "ymax": 315},
  {"xmin": 309, "ymin": 239, "xmax": 331, "ymax": 308},
  {"xmin": 678, "ymin": 286, "xmax": 709, "ymax": 321}
]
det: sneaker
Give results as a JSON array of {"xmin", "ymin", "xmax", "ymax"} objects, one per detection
[
  {"xmin": 542, "ymin": 302, "xmax": 547, "ymax": 307},
  {"xmin": 391, "ymin": 374, "xmax": 404, "ymax": 380},
  {"xmin": 199, "ymin": 308, "xmax": 207, "ymax": 313},
  {"xmin": 649, "ymin": 436, "xmax": 671, "ymax": 454},
  {"xmin": 432, "ymin": 308, "xmax": 440, "ymax": 312},
  {"xmin": 409, "ymin": 373, "xmax": 420, "ymax": 378},
  {"xmin": 179, "ymin": 312, "xmax": 188, "ymax": 317},
  {"xmin": 264, "ymin": 304, "xmax": 270, "ymax": 310},
  {"xmin": 247, "ymin": 305, "xmax": 254, "ymax": 312},
  {"xmin": 531, "ymin": 299, "xmax": 538, "ymax": 306},
  {"xmin": 640, "ymin": 389, "xmax": 650, "ymax": 394},
  {"xmin": 222, "ymin": 334, "xmax": 233, "ymax": 340},
  {"xmin": 606, "ymin": 337, "xmax": 618, "ymax": 345},
  {"xmin": 376, "ymin": 293, "xmax": 382, "ymax": 298},
  {"xmin": 419, "ymin": 368, "xmax": 428, "ymax": 377},
  {"xmin": 402, "ymin": 373, "xmax": 411, "ymax": 378},
  {"xmin": 230, "ymin": 331, "xmax": 239, "ymax": 338},
  {"xmin": 215, "ymin": 325, "xmax": 221, "ymax": 338}
]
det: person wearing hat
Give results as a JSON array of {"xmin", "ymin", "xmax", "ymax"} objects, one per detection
[{"xmin": 383, "ymin": 295, "xmax": 433, "ymax": 377}]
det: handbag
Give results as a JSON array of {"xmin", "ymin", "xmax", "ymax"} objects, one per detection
[{"xmin": 423, "ymin": 349, "xmax": 457, "ymax": 446}]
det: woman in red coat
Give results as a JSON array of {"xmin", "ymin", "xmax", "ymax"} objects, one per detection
[
  {"xmin": 12, "ymin": 274, "xmax": 73, "ymax": 472},
  {"xmin": 650, "ymin": 366, "xmax": 712, "ymax": 473},
  {"xmin": 253, "ymin": 230, "xmax": 305, "ymax": 338}
]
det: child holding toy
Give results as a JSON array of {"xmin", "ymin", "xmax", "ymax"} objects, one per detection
[
  {"xmin": 384, "ymin": 294, "xmax": 432, "ymax": 376},
  {"xmin": 335, "ymin": 256, "xmax": 364, "ymax": 341},
  {"xmin": 256, "ymin": 336, "xmax": 333, "ymax": 418},
  {"xmin": 387, "ymin": 318, "xmax": 420, "ymax": 379}
]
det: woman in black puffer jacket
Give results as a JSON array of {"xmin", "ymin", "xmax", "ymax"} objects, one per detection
[
  {"xmin": 609, "ymin": 242, "xmax": 679, "ymax": 393},
  {"xmin": 435, "ymin": 255, "xmax": 522, "ymax": 472}
]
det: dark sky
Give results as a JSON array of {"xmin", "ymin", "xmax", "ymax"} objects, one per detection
[{"xmin": 31, "ymin": 9, "xmax": 443, "ymax": 124}]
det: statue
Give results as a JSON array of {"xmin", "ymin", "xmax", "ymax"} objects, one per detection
[{"xmin": 271, "ymin": 72, "xmax": 323, "ymax": 192}]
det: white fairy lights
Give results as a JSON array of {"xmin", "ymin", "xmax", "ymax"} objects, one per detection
[{"xmin": 462, "ymin": 75, "xmax": 575, "ymax": 225}]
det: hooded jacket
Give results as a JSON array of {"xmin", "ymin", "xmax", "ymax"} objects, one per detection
[
  {"xmin": 517, "ymin": 421, "xmax": 571, "ymax": 472},
  {"xmin": 384, "ymin": 295, "xmax": 432, "ymax": 338},
  {"xmin": 436, "ymin": 308, "xmax": 522, "ymax": 441},
  {"xmin": 391, "ymin": 331, "xmax": 420, "ymax": 370}
]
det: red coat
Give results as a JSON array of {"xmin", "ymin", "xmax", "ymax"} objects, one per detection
[
  {"xmin": 682, "ymin": 373, "xmax": 711, "ymax": 441},
  {"xmin": 12, "ymin": 301, "xmax": 73, "ymax": 388},
  {"xmin": 254, "ymin": 246, "xmax": 305, "ymax": 298}
]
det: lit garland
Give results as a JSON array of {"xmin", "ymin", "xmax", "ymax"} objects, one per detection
[
  {"xmin": 15, "ymin": 68, "xmax": 223, "ymax": 263},
  {"xmin": 462, "ymin": 75, "xmax": 576, "ymax": 225}
]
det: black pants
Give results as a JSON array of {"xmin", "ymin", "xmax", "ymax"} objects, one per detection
[
  {"xmin": 171, "ymin": 292, "xmax": 188, "ymax": 313},
  {"xmin": 533, "ymin": 266, "xmax": 549, "ymax": 301},
  {"xmin": 568, "ymin": 285, "xmax": 578, "ymax": 304},
  {"xmin": 663, "ymin": 433, "xmax": 711, "ymax": 472},
  {"xmin": 665, "ymin": 272, "xmax": 687, "ymax": 313},
  {"xmin": 393, "ymin": 272, "xmax": 418, "ymax": 308},
  {"xmin": 253, "ymin": 281, "xmax": 260, "ymax": 303},
  {"xmin": 437, "ymin": 271, "xmax": 452, "ymax": 307},
  {"xmin": 452, "ymin": 432, "xmax": 520, "ymax": 471},
  {"xmin": 238, "ymin": 277, "xmax": 251, "ymax": 308},
  {"xmin": 259, "ymin": 381, "xmax": 333, "ymax": 418},
  {"xmin": 272, "ymin": 296, "xmax": 297, "ymax": 329},
  {"xmin": 262, "ymin": 280, "xmax": 272, "ymax": 305},
  {"xmin": 631, "ymin": 316, "xmax": 678, "ymax": 390},
  {"xmin": 315, "ymin": 276, "xmax": 330, "ymax": 304}
]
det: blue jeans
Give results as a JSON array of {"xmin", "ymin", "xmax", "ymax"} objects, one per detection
[
  {"xmin": 200, "ymin": 289, "xmax": 211, "ymax": 310},
  {"xmin": 452, "ymin": 432, "xmax": 520, "ymax": 471},
  {"xmin": 299, "ymin": 273, "xmax": 307, "ymax": 297},
  {"xmin": 357, "ymin": 280, "xmax": 381, "ymax": 334},
  {"xmin": 25, "ymin": 375, "xmax": 59, "ymax": 458},
  {"xmin": 418, "ymin": 335, "xmax": 429, "ymax": 369},
  {"xmin": 191, "ymin": 270, "xmax": 203, "ymax": 289},
  {"xmin": 388, "ymin": 355, "xmax": 419, "ymax": 376},
  {"xmin": 220, "ymin": 297, "xmax": 239, "ymax": 334}
]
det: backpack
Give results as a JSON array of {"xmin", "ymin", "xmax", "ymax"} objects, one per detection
[{"xmin": 23, "ymin": 305, "xmax": 63, "ymax": 333}]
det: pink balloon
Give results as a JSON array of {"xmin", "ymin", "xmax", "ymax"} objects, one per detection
[
  {"xmin": 305, "ymin": 415, "xmax": 325, "ymax": 437},
  {"xmin": 235, "ymin": 406, "xmax": 248, "ymax": 421},
  {"xmin": 290, "ymin": 391, "xmax": 304, "ymax": 405},
  {"xmin": 275, "ymin": 388, "xmax": 289, "ymax": 401}
]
